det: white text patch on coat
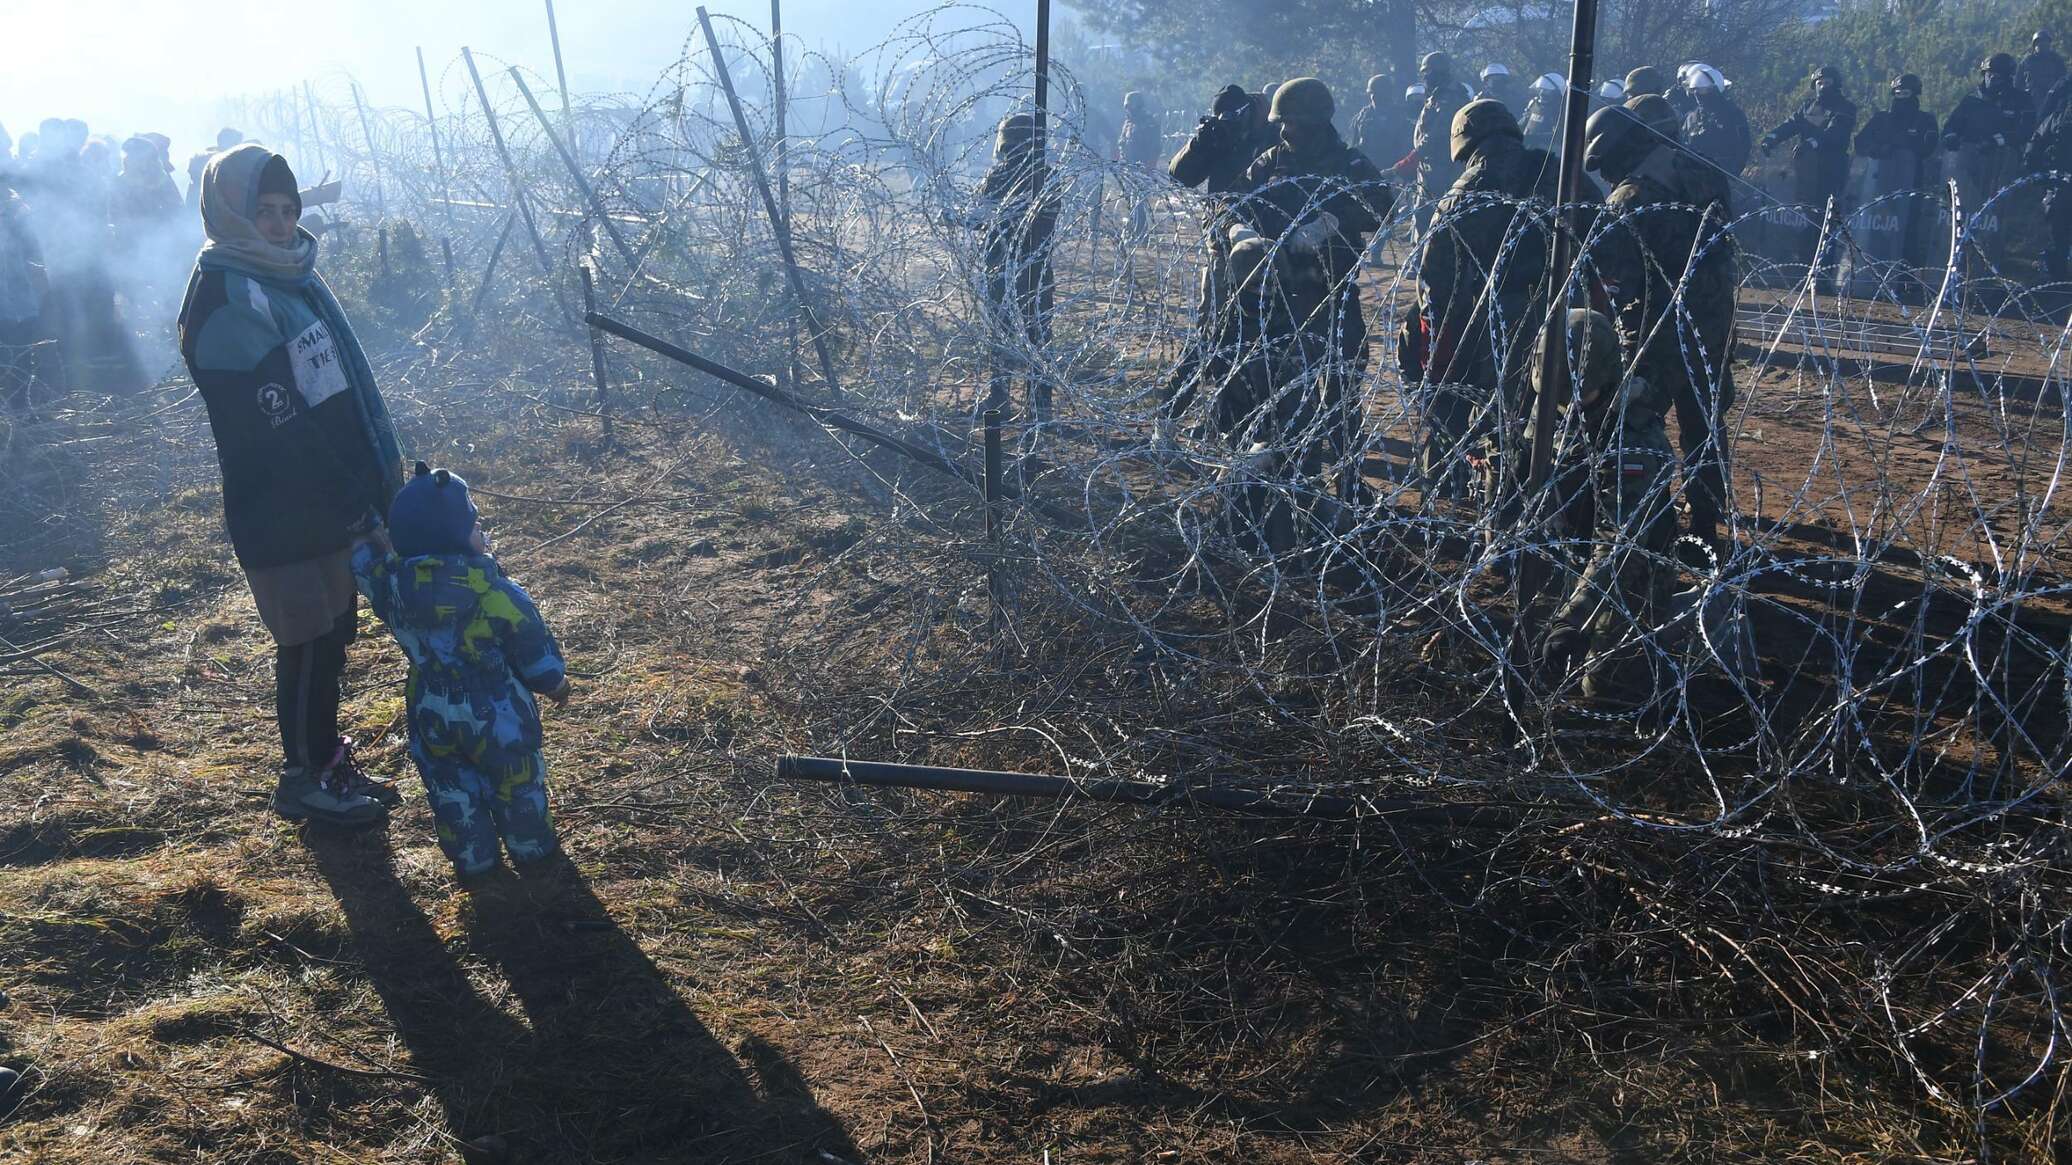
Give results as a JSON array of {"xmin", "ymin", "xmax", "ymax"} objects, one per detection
[{"xmin": 288, "ymin": 320, "xmax": 349, "ymax": 408}]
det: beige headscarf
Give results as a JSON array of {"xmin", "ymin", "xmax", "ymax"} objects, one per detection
[{"xmin": 195, "ymin": 143, "xmax": 317, "ymax": 282}]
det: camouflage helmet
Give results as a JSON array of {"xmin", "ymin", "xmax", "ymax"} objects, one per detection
[
  {"xmin": 1123, "ymin": 90, "xmax": 1152, "ymax": 116},
  {"xmin": 1582, "ymin": 101, "xmax": 1647, "ymax": 176},
  {"xmin": 1891, "ymin": 72, "xmax": 1923, "ymax": 98},
  {"xmin": 1420, "ymin": 51, "xmax": 1455, "ymax": 81},
  {"xmin": 1270, "ymin": 77, "xmax": 1336, "ymax": 124},
  {"xmin": 1624, "ymin": 93, "xmax": 1681, "ymax": 144},
  {"xmin": 1563, "ymin": 309, "xmax": 1623, "ymax": 402},
  {"xmin": 1983, "ymin": 51, "xmax": 2018, "ymax": 76},
  {"xmin": 1810, "ymin": 64, "xmax": 1843, "ymax": 85},
  {"xmin": 995, "ymin": 113, "xmax": 1039, "ymax": 155},
  {"xmin": 1451, "ymin": 98, "xmax": 1521, "ymax": 162},
  {"xmin": 1367, "ymin": 73, "xmax": 1390, "ymax": 101},
  {"xmin": 1623, "ymin": 65, "xmax": 1668, "ymax": 97}
]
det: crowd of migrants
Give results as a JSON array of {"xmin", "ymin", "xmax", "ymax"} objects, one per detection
[{"xmin": 0, "ymin": 122, "xmax": 280, "ymax": 410}]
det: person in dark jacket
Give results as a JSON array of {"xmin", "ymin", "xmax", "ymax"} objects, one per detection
[
  {"xmin": 176, "ymin": 144, "xmax": 405, "ymax": 828},
  {"xmin": 1763, "ymin": 65, "xmax": 1858, "ymax": 206},
  {"xmin": 1943, "ymin": 53, "xmax": 2037, "ymax": 213},
  {"xmin": 1163, "ymin": 84, "xmax": 1276, "ymax": 425},
  {"xmin": 1856, "ymin": 73, "xmax": 1942, "ymax": 269},
  {"xmin": 1623, "ymin": 65, "xmax": 1668, "ymax": 101},
  {"xmin": 0, "ymin": 182, "xmax": 42, "ymax": 413},
  {"xmin": 111, "ymin": 136, "xmax": 183, "ymax": 322},
  {"xmin": 1406, "ymin": 53, "xmax": 1474, "ymax": 225},
  {"xmin": 1762, "ymin": 65, "xmax": 1858, "ymax": 272},
  {"xmin": 1522, "ymin": 73, "xmax": 1566, "ymax": 153},
  {"xmin": 1856, "ymin": 73, "xmax": 1940, "ymax": 181},
  {"xmin": 2027, "ymin": 94, "xmax": 2072, "ymax": 278},
  {"xmin": 2021, "ymin": 31, "xmax": 2067, "ymax": 113},
  {"xmin": 1478, "ymin": 64, "xmax": 1519, "ymax": 112}
]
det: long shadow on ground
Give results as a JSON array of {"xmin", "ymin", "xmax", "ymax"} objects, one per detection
[{"xmin": 309, "ymin": 834, "xmax": 860, "ymax": 1163}]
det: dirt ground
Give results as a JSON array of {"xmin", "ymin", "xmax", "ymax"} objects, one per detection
[{"xmin": 2, "ymin": 301, "xmax": 2068, "ymax": 1165}]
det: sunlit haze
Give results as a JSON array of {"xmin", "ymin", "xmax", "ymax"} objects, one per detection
[{"xmin": 0, "ymin": 0, "xmax": 979, "ymax": 159}]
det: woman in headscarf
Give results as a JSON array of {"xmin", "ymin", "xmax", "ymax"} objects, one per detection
[{"xmin": 176, "ymin": 144, "xmax": 404, "ymax": 828}]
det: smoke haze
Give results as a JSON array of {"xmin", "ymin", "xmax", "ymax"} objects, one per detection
[{"xmin": 0, "ymin": 0, "xmax": 1004, "ymax": 159}]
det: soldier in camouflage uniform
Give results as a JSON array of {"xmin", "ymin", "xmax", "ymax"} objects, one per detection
[
  {"xmin": 1162, "ymin": 84, "xmax": 1278, "ymax": 426},
  {"xmin": 1533, "ymin": 310, "xmax": 1678, "ymax": 705},
  {"xmin": 972, "ymin": 112, "xmax": 1061, "ymax": 418},
  {"xmin": 1586, "ymin": 99, "xmax": 1739, "ymax": 551},
  {"xmin": 1232, "ymin": 77, "xmax": 1395, "ymax": 493},
  {"xmin": 1408, "ymin": 52, "xmax": 1473, "ymax": 232},
  {"xmin": 1408, "ymin": 98, "xmax": 1560, "ymax": 499}
]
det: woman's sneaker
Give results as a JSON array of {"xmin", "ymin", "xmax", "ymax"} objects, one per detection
[
  {"xmin": 325, "ymin": 738, "xmax": 404, "ymax": 807},
  {"xmin": 273, "ymin": 765, "xmax": 387, "ymax": 827}
]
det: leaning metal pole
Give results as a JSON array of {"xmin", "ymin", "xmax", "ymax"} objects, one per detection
[
  {"xmin": 508, "ymin": 67, "xmax": 636, "ymax": 267},
  {"xmin": 416, "ymin": 47, "xmax": 454, "ymax": 229},
  {"xmin": 694, "ymin": 5, "xmax": 844, "ymax": 399},
  {"xmin": 1516, "ymin": 0, "xmax": 1600, "ymax": 646}
]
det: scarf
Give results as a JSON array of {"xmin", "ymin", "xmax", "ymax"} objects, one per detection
[
  {"xmin": 195, "ymin": 143, "xmax": 317, "ymax": 282},
  {"xmin": 185, "ymin": 144, "xmax": 404, "ymax": 499}
]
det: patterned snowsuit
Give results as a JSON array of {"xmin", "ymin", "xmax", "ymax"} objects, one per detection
[{"xmin": 351, "ymin": 546, "xmax": 567, "ymax": 874}]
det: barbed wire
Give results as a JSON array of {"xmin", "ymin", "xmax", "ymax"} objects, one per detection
[{"xmin": 6, "ymin": 3, "xmax": 2072, "ymax": 1147}]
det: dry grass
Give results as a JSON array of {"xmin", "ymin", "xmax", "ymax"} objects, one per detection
[{"xmin": 1, "ymin": 379, "xmax": 2063, "ymax": 1164}]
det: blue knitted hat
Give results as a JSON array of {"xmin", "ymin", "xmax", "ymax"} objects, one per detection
[{"xmin": 387, "ymin": 461, "xmax": 479, "ymax": 558}]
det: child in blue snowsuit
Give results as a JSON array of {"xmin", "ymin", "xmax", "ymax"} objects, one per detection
[{"xmin": 351, "ymin": 462, "xmax": 571, "ymax": 878}]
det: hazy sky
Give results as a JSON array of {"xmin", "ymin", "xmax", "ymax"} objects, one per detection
[{"xmin": 1, "ymin": 0, "xmax": 1016, "ymax": 155}]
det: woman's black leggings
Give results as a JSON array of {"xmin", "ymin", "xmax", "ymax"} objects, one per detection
[{"xmin": 276, "ymin": 610, "xmax": 356, "ymax": 773}]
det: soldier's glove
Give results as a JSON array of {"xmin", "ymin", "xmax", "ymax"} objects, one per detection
[{"xmin": 1538, "ymin": 624, "xmax": 1587, "ymax": 681}]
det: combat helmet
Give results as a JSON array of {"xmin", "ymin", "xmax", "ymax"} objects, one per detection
[{"xmin": 1451, "ymin": 98, "xmax": 1522, "ymax": 162}]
